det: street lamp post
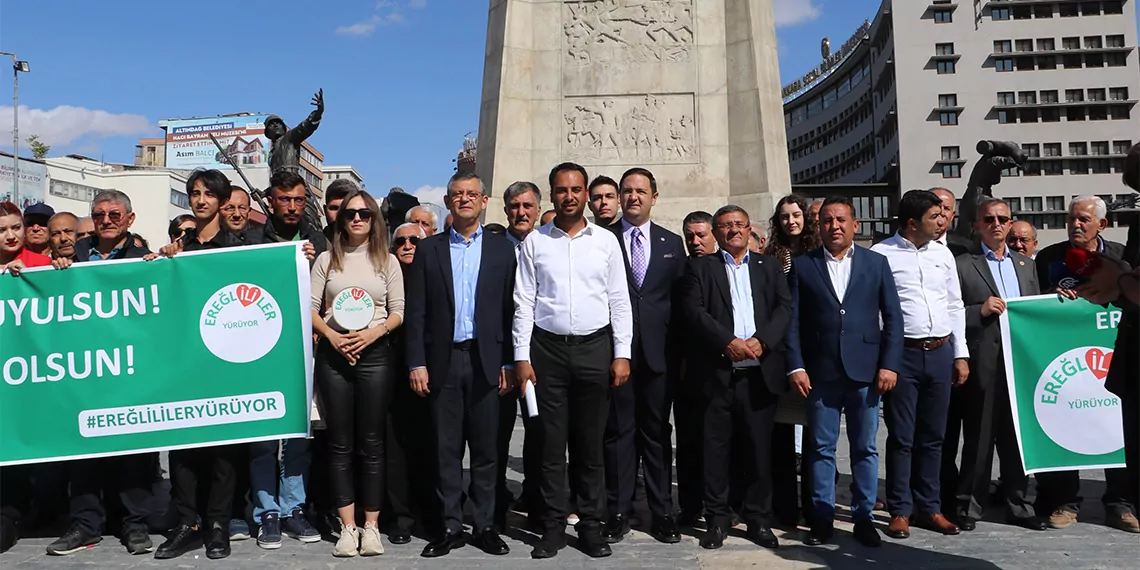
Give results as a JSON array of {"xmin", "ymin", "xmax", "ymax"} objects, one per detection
[{"xmin": 0, "ymin": 53, "xmax": 29, "ymax": 206}]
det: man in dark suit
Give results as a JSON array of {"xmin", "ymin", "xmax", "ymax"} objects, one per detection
[
  {"xmin": 1032, "ymin": 196, "xmax": 1134, "ymax": 531},
  {"xmin": 786, "ymin": 196, "xmax": 903, "ymax": 547},
  {"xmin": 680, "ymin": 205, "xmax": 792, "ymax": 551},
  {"xmin": 949, "ymin": 199, "xmax": 1047, "ymax": 531},
  {"xmin": 931, "ymin": 188, "xmax": 973, "ymax": 257},
  {"xmin": 405, "ymin": 172, "xmax": 517, "ymax": 557},
  {"xmin": 601, "ymin": 168, "xmax": 686, "ymax": 544}
]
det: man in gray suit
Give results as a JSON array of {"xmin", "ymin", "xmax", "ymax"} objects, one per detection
[{"xmin": 948, "ymin": 198, "xmax": 1047, "ymax": 531}]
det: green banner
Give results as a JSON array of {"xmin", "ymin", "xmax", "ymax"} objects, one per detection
[
  {"xmin": 0, "ymin": 243, "xmax": 313, "ymax": 466},
  {"xmin": 1000, "ymin": 295, "xmax": 1124, "ymax": 474}
]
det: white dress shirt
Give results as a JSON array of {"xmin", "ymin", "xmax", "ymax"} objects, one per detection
[
  {"xmin": 513, "ymin": 220, "xmax": 634, "ymax": 361},
  {"xmin": 621, "ymin": 218, "xmax": 652, "ymax": 261},
  {"xmin": 825, "ymin": 245, "xmax": 854, "ymax": 303},
  {"xmin": 871, "ymin": 233, "xmax": 969, "ymax": 359}
]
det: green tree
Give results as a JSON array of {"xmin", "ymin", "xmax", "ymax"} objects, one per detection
[{"xmin": 26, "ymin": 135, "xmax": 50, "ymax": 159}]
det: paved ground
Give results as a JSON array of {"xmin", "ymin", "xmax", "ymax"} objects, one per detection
[{"xmin": 2, "ymin": 415, "xmax": 1137, "ymax": 569}]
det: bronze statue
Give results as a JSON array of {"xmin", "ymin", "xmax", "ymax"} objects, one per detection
[
  {"xmin": 266, "ymin": 89, "xmax": 324, "ymax": 174},
  {"xmin": 954, "ymin": 140, "xmax": 1026, "ymax": 240}
]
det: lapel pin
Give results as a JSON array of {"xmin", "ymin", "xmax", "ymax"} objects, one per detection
[{"xmin": 1019, "ymin": 261, "xmax": 1025, "ymax": 266}]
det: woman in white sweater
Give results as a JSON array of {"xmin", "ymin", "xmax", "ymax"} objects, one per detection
[{"xmin": 310, "ymin": 189, "xmax": 404, "ymax": 557}]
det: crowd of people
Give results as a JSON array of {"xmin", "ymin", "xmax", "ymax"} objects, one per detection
[{"xmin": 0, "ymin": 146, "xmax": 1136, "ymax": 561}]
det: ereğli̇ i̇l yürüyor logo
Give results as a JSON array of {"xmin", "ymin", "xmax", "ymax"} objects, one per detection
[
  {"xmin": 1034, "ymin": 346, "xmax": 1122, "ymax": 456},
  {"xmin": 199, "ymin": 283, "xmax": 282, "ymax": 363}
]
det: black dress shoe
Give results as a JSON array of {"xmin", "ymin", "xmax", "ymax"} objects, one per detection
[
  {"xmin": 155, "ymin": 524, "xmax": 201, "ymax": 560},
  {"xmin": 1008, "ymin": 515, "xmax": 1048, "ymax": 531},
  {"xmin": 650, "ymin": 515, "xmax": 682, "ymax": 544},
  {"xmin": 473, "ymin": 527, "xmax": 509, "ymax": 555},
  {"xmin": 700, "ymin": 526, "xmax": 727, "ymax": 549},
  {"xmin": 205, "ymin": 524, "xmax": 230, "ymax": 560},
  {"xmin": 746, "ymin": 526, "xmax": 779, "ymax": 549},
  {"xmin": 602, "ymin": 513, "xmax": 630, "ymax": 544},
  {"xmin": 957, "ymin": 516, "xmax": 977, "ymax": 532},
  {"xmin": 804, "ymin": 524, "xmax": 833, "ymax": 546},
  {"xmin": 421, "ymin": 529, "xmax": 465, "ymax": 558},
  {"xmin": 389, "ymin": 528, "xmax": 412, "ymax": 545},
  {"xmin": 852, "ymin": 521, "xmax": 882, "ymax": 547},
  {"xmin": 578, "ymin": 525, "xmax": 612, "ymax": 558},
  {"xmin": 530, "ymin": 536, "xmax": 565, "ymax": 559}
]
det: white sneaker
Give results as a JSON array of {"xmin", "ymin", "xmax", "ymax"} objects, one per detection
[
  {"xmin": 333, "ymin": 525, "xmax": 359, "ymax": 557},
  {"xmin": 359, "ymin": 523, "xmax": 385, "ymax": 556}
]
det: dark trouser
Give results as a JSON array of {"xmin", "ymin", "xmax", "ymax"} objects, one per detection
[
  {"xmin": 495, "ymin": 392, "xmax": 542, "ymax": 525},
  {"xmin": 433, "ymin": 345, "xmax": 500, "ymax": 533},
  {"xmin": 806, "ymin": 378, "xmax": 881, "ymax": 524},
  {"xmin": 604, "ymin": 341, "xmax": 674, "ymax": 520},
  {"xmin": 316, "ymin": 339, "xmax": 396, "ymax": 511},
  {"xmin": 954, "ymin": 368, "xmax": 1035, "ymax": 520},
  {"xmin": 0, "ymin": 464, "xmax": 32, "ymax": 525},
  {"xmin": 885, "ymin": 343, "xmax": 953, "ymax": 517},
  {"xmin": 675, "ymin": 361, "xmax": 704, "ymax": 517},
  {"xmin": 531, "ymin": 327, "xmax": 611, "ymax": 538},
  {"xmin": 384, "ymin": 373, "xmax": 439, "ymax": 534},
  {"xmin": 772, "ymin": 422, "xmax": 809, "ymax": 525},
  {"xmin": 68, "ymin": 453, "xmax": 155, "ymax": 535},
  {"xmin": 1122, "ymin": 385, "xmax": 1139, "ymax": 518},
  {"xmin": 703, "ymin": 368, "xmax": 778, "ymax": 529},
  {"xmin": 230, "ymin": 444, "xmax": 250, "ymax": 523},
  {"xmin": 169, "ymin": 445, "xmax": 243, "ymax": 528},
  {"xmin": 1036, "ymin": 469, "xmax": 1135, "ymax": 517},
  {"xmin": 307, "ymin": 429, "xmax": 331, "ymax": 517},
  {"xmin": 940, "ymin": 384, "xmax": 965, "ymax": 510}
]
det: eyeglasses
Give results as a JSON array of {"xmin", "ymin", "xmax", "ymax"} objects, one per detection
[
  {"xmin": 715, "ymin": 221, "xmax": 750, "ymax": 230},
  {"xmin": 448, "ymin": 190, "xmax": 484, "ymax": 201},
  {"xmin": 342, "ymin": 208, "xmax": 373, "ymax": 221},
  {"xmin": 222, "ymin": 205, "xmax": 250, "ymax": 214},
  {"xmin": 274, "ymin": 195, "xmax": 306, "ymax": 207},
  {"xmin": 983, "ymin": 215, "xmax": 1011, "ymax": 224},
  {"xmin": 393, "ymin": 236, "xmax": 420, "ymax": 248},
  {"xmin": 1008, "ymin": 236, "xmax": 1035, "ymax": 244},
  {"xmin": 92, "ymin": 211, "xmax": 125, "ymax": 223}
]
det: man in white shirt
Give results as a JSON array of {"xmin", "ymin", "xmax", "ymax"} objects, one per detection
[
  {"xmin": 871, "ymin": 190, "xmax": 969, "ymax": 539},
  {"xmin": 514, "ymin": 162, "xmax": 633, "ymax": 559}
]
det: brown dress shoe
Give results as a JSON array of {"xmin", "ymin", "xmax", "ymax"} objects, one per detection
[
  {"xmin": 885, "ymin": 516, "xmax": 910, "ymax": 539},
  {"xmin": 914, "ymin": 513, "xmax": 960, "ymax": 535}
]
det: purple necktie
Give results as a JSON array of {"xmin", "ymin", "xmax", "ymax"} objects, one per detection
[{"xmin": 630, "ymin": 227, "xmax": 647, "ymax": 288}]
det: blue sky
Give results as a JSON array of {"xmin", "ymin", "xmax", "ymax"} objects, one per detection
[{"xmin": 0, "ymin": 0, "xmax": 1128, "ymax": 204}]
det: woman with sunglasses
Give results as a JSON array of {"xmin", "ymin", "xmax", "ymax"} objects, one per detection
[
  {"xmin": 0, "ymin": 201, "xmax": 52, "ymax": 275},
  {"xmin": 168, "ymin": 214, "xmax": 196, "ymax": 243},
  {"xmin": 310, "ymin": 189, "xmax": 404, "ymax": 557}
]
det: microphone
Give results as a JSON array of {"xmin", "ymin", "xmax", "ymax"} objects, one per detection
[{"xmin": 1050, "ymin": 247, "xmax": 1101, "ymax": 289}]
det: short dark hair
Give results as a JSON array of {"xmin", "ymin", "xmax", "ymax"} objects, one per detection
[
  {"xmin": 269, "ymin": 171, "xmax": 306, "ymax": 195},
  {"xmin": 975, "ymin": 198, "xmax": 1010, "ymax": 220},
  {"xmin": 683, "ymin": 210, "xmax": 713, "ymax": 226},
  {"xmin": 896, "ymin": 189, "xmax": 943, "ymax": 229},
  {"xmin": 820, "ymin": 195, "xmax": 856, "ymax": 218},
  {"xmin": 446, "ymin": 172, "xmax": 485, "ymax": 196},
  {"xmin": 713, "ymin": 204, "xmax": 749, "ymax": 223},
  {"xmin": 168, "ymin": 214, "xmax": 195, "ymax": 238},
  {"xmin": 549, "ymin": 162, "xmax": 589, "ymax": 190},
  {"xmin": 588, "ymin": 175, "xmax": 618, "ymax": 193},
  {"xmin": 619, "ymin": 167, "xmax": 657, "ymax": 194},
  {"xmin": 186, "ymin": 169, "xmax": 233, "ymax": 203},
  {"xmin": 326, "ymin": 179, "xmax": 358, "ymax": 203}
]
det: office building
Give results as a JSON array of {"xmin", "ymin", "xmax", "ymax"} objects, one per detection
[{"xmin": 324, "ymin": 165, "xmax": 364, "ymax": 188}]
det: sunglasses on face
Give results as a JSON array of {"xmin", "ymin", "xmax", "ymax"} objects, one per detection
[
  {"xmin": 983, "ymin": 215, "xmax": 1011, "ymax": 224},
  {"xmin": 92, "ymin": 211, "xmax": 125, "ymax": 223},
  {"xmin": 393, "ymin": 236, "xmax": 420, "ymax": 248},
  {"xmin": 342, "ymin": 208, "xmax": 373, "ymax": 221}
]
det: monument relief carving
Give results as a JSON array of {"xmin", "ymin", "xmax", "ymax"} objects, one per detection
[
  {"xmin": 563, "ymin": 93, "xmax": 696, "ymax": 163},
  {"xmin": 564, "ymin": 0, "xmax": 694, "ymax": 66}
]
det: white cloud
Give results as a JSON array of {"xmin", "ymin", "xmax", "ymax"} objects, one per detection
[
  {"xmin": 386, "ymin": 12, "xmax": 407, "ymax": 24},
  {"xmin": 336, "ymin": 15, "xmax": 382, "ymax": 37},
  {"xmin": 773, "ymin": 0, "xmax": 821, "ymax": 27},
  {"xmin": 0, "ymin": 105, "xmax": 153, "ymax": 148},
  {"xmin": 411, "ymin": 185, "xmax": 446, "ymax": 206},
  {"xmin": 408, "ymin": 0, "xmax": 427, "ymax": 9}
]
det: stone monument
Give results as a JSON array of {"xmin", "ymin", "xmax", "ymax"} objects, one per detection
[{"xmin": 476, "ymin": 0, "xmax": 791, "ymax": 230}]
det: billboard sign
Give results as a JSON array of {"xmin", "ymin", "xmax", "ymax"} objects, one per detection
[
  {"xmin": 0, "ymin": 158, "xmax": 47, "ymax": 209},
  {"xmin": 164, "ymin": 115, "xmax": 271, "ymax": 170}
]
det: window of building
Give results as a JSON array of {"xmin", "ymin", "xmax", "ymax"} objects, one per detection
[
  {"xmin": 1038, "ymin": 55, "xmax": 1058, "ymax": 70},
  {"xmin": 1063, "ymin": 54, "xmax": 1083, "ymax": 69},
  {"xmin": 1018, "ymin": 91, "xmax": 1037, "ymax": 105},
  {"xmin": 49, "ymin": 180, "xmax": 101, "ymax": 202},
  {"xmin": 997, "ymin": 91, "xmax": 1016, "ymax": 105},
  {"xmin": 1062, "ymin": 37, "xmax": 1081, "ymax": 50},
  {"xmin": 1068, "ymin": 107, "xmax": 1087, "ymax": 121},
  {"xmin": 1041, "ymin": 108, "xmax": 1061, "ymax": 122},
  {"xmin": 1041, "ymin": 90, "xmax": 1059, "ymax": 104},
  {"xmin": 1071, "ymin": 159, "xmax": 1090, "ymax": 175},
  {"xmin": 1086, "ymin": 53, "xmax": 1104, "ymax": 68},
  {"xmin": 1059, "ymin": 3, "xmax": 1079, "ymax": 17},
  {"xmin": 995, "ymin": 58, "xmax": 1014, "ymax": 72},
  {"xmin": 1104, "ymin": 1, "xmax": 1123, "ymax": 14},
  {"xmin": 934, "ymin": 10, "xmax": 953, "ymax": 23},
  {"xmin": 941, "ymin": 146, "xmax": 960, "ymax": 160},
  {"xmin": 939, "ymin": 93, "xmax": 958, "ymax": 107},
  {"xmin": 1091, "ymin": 159, "xmax": 1111, "ymax": 174},
  {"xmin": 994, "ymin": 40, "xmax": 1013, "ymax": 53},
  {"xmin": 1110, "ymin": 105, "xmax": 1131, "ymax": 120},
  {"xmin": 1091, "ymin": 141, "xmax": 1110, "ymax": 156},
  {"xmin": 1037, "ymin": 38, "xmax": 1055, "ymax": 52},
  {"xmin": 1088, "ymin": 88, "xmax": 1107, "ymax": 102},
  {"xmin": 1046, "ymin": 196, "xmax": 1066, "ymax": 211},
  {"xmin": 1019, "ymin": 108, "xmax": 1040, "ymax": 123},
  {"xmin": 1080, "ymin": 2, "xmax": 1099, "ymax": 16},
  {"xmin": 1025, "ymin": 197, "xmax": 1044, "ymax": 211},
  {"xmin": 1084, "ymin": 36, "xmax": 1103, "ymax": 49},
  {"xmin": 1043, "ymin": 143, "xmax": 1062, "ymax": 157},
  {"xmin": 936, "ymin": 42, "xmax": 954, "ymax": 55},
  {"xmin": 1015, "ymin": 39, "xmax": 1034, "ymax": 52},
  {"xmin": 937, "ymin": 60, "xmax": 956, "ymax": 74},
  {"xmin": 1113, "ymin": 140, "xmax": 1133, "ymax": 155},
  {"xmin": 1034, "ymin": 5, "xmax": 1053, "ymax": 18},
  {"xmin": 1012, "ymin": 6, "xmax": 1032, "ymax": 20},
  {"xmin": 942, "ymin": 164, "xmax": 961, "ymax": 178},
  {"xmin": 1070, "ymin": 142, "xmax": 1089, "ymax": 157},
  {"xmin": 1065, "ymin": 89, "xmax": 1085, "ymax": 102},
  {"xmin": 1044, "ymin": 161, "xmax": 1064, "ymax": 175},
  {"xmin": 1022, "ymin": 143, "xmax": 1041, "ymax": 157},
  {"xmin": 940, "ymin": 111, "xmax": 959, "ymax": 125},
  {"xmin": 998, "ymin": 110, "xmax": 1015, "ymax": 124},
  {"xmin": 170, "ymin": 190, "xmax": 190, "ymax": 209},
  {"xmin": 992, "ymin": 7, "xmax": 1011, "ymax": 20},
  {"xmin": 1106, "ymin": 35, "xmax": 1126, "ymax": 49},
  {"xmin": 1016, "ymin": 56, "xmax": 1035, "ymax": 71},
  {"xmin": 1110, "ymin": 87, "xmax": 1129, "ymax": 101},
  {"xmin": 1090, "ymin": 107, "xmax": 1108, "ymax": 121}
]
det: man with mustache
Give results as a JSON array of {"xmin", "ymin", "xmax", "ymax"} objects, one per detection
[
  {"xmin": 21, "ymin": 203, "xmax": 53, "ymax": 256},
  {"xmin": 1007, "ymin": 221, "xmax": 1038, "ymax": 259},
  {"xmin": 250, "ymin": 171, "xmax": 328, "ymax": 264},
  {"xmin": 47, "ymin": 212, "xmax": 79, "ymax": 261},
  {"xmin": 514, "ymin": 162, "xmax": 632, "ymax": 559},
  {"xmin": 76, "ymin": 216, "xmax": 95, "ymax": 243},
  {"xmin": 1034, "ymin": 195, "xmax": 1133, "ymax": 533},
  {"xmin": 221, "ymin": 186, "xmax": 252, "ymax": 235}
]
